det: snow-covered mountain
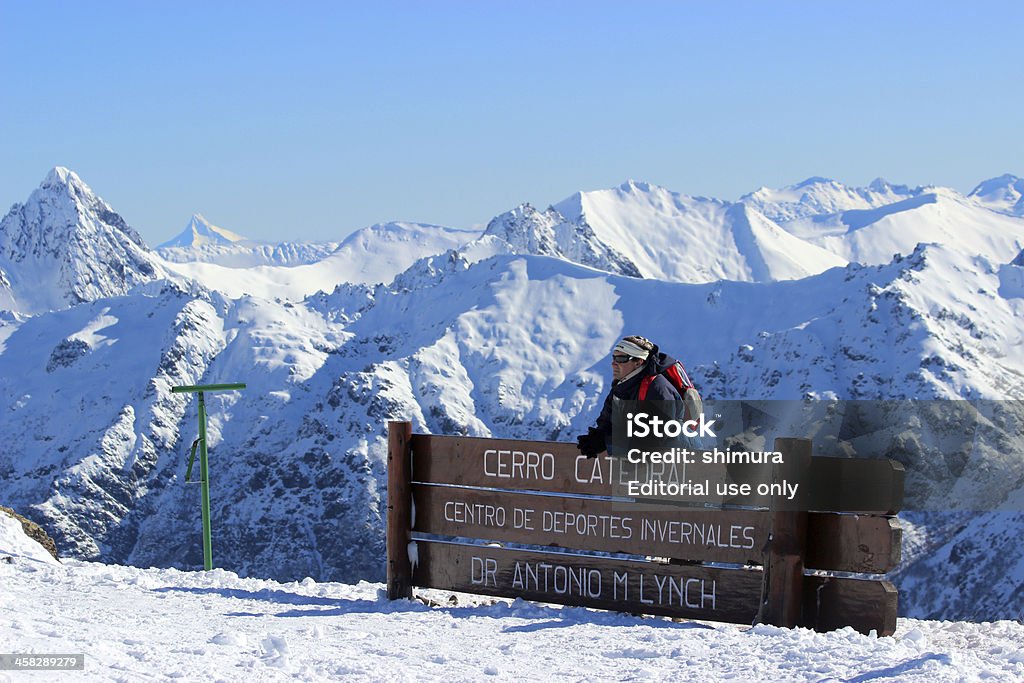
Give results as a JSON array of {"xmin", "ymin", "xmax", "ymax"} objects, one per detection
[
  {"xmin": 158, "ymin": 213, "xmax": 248, "ymax": 248},
  {"xmin": 477, "ymin": 203, "xmax": 642, "ymax": 277},
  {"xmin": 776, "ymin": 188, "xmax": 1024, "ymax": 265},
  {"xmin": 549, "ymin": 181, "xmax": 849, "ymax": 282},
  {"xmin": 157, "ymin": 214, "xmax": 341, "ymax": 268},
  {"xmin": 471, "ymin": 181, "xmax": 852, "ymax": 283},
  {"xmin": 969, "ymin": 173, "xmax": 1024, "ymax": 216},
  {"xmin": 0, "ymin": 168, "xmax": 168, "ymax": 314},
  {"xmin": 2, "ymin": 246, "xmax": 1022, "ymax": 608},
  {"xmin": 698, "ymin": 243, "xmax": 1024, "ymax": 402},
  {"xmin": 736, "ymin": 176, "xmax": 1024, "ymax": 268},
  {"xmin": 158, "ymin": 240, "xmax": 342, "ymax": 268},
  {"xmin": 160, "ymin": 222, "xmax": 479, "ymax": 299},
  {"xmin": 1, "ymin": 168, "xmax": 1023, "ymax": 623},
  {"xmin": 740, "ymin": 176, "xmax": 921, "ymax": 223}
]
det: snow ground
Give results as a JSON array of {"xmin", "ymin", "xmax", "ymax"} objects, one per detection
[{"xmin": 2, "ymin": 517, "xmax": 1022, "ymax": 683}]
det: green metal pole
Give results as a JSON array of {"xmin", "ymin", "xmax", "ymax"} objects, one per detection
[
  {"xmin": 171, "ymin": 382, "xmax": 245, "ymax": 572},
  {"xmin": 198, "ymin": 391, "xmax": 213, "ymax": 570}
]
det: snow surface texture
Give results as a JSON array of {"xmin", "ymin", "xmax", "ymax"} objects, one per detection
[
  {"xmin": 1, "ymin": 168, "xmax": 1024, "ymax": 626},
  {"xmin": 1, "ymin": 522, "xmax": 1022, "ymax": 683}
]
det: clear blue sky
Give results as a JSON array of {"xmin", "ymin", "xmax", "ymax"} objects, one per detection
[{"xmin": 1, "ymin": 1, "xmax": 1021, "ymax": 244}]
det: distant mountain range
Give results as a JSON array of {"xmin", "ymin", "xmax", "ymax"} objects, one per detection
[
  {"xmin": 1, "ymin": 167, "xmax": 1022, "ymax": 621},
  {"xmin": 157, "ymin": 214, "xmax": 342, "ymax": 269}
]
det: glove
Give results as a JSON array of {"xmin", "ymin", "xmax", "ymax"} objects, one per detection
[{"xmin": 576, "ymin": 427, "xmax": 606, "ymax": 458}]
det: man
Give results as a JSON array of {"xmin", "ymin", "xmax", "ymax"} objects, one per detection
[{"xmin": 577, "ymin": 335, "xmax": 683, "ymax": 457}]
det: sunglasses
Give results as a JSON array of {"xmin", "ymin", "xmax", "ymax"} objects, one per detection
[{"xmin": 611, "ymin": 354, "xmax": 638, "ymax": 364}]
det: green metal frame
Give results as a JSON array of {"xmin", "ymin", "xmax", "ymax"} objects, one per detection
[{"xmin": 171, "ymin": 382, "xmax": 246, "ymax": 570}]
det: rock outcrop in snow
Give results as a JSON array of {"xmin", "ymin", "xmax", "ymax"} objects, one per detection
[{"xmin": 480, "ymin": 203, "xmax": 642, "ymax": 277}]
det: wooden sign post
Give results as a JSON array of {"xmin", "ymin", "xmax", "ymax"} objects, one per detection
[{"xmin": 387, "ymin": 421, "xmax": 413, "ymax": 600}]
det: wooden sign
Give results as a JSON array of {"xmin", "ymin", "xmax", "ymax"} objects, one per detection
[{"xmin": 388, "ymin": 422, "xmax": 902, "ymax": 636}]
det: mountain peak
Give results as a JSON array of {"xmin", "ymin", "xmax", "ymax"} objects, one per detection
[
  {"xmin": 969, "ymin": 173, "xmax": 1024, "ymax": 216},
  {"xmin": 794, "ymin": 176, "xmax": 838, "ymax": 188},
  {"xmin": 38, "ymin": 166, "xmax": 102, "ymax": 204},
  {"xmin": 478, "ymin": 201, "xmax": 641, "ymax": 277},
  {"xmin": 158, "ymin": 214, "xmax": 248, "ymax": 249},
  {"xmin": 43, "ymin": 166, "xmax": 81, "ymax": 186},
  {"xmin": 969, "ymin": 173, "xmax": 1023, "ymax": 196},
  {"xmin": 617, "ymin": 179, "xmax": 669, "ymax": 195},
  {"xmin": 868, "ymin": 177, "xmax": 917, "ymax": 196},
  {"xmin": 0, "ymin": 168, "xmax": 163, "ymax": 313},
  {"xmin": 740, "ymin": 176, "xmax": 921, "ymax": 224},
  {"xmin": 482, "ymin": 203, "xmax": 558, "ymax": 252},
  {"xmin": 973, "ymin": 172, "xmax": 1022, "ymax": 186}
]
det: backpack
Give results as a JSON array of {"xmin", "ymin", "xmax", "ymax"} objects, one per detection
[{"xmin": 638, "ymin": 356, "xmax": 703, "ymax": 422}]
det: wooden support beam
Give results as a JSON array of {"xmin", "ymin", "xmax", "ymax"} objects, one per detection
[
  {"xmin": 386, "ymin": 420, "xmax": 413, "ymax": 600},
  {"xmin": 758, "ymin": 437, "xmax": 811, "ymax": 628}
]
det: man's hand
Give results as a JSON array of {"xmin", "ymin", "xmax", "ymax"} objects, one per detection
[{"xmin": 576, "ymin": 428, "xmax": 606, "ymax": 458}]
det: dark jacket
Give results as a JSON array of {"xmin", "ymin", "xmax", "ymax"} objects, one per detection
[{"xmin": 593, "ymin": 349, "xmax": 683, "ymax": 441}]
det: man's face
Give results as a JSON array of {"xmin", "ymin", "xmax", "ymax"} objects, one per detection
[{"xmin": 611, "ymin": 353, "xmax": 643, "ymax": 381}]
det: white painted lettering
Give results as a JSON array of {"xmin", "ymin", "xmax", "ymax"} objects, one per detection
[{"xmin": 614, "ymin": 571, "xmax": 628, "ymax": 600}]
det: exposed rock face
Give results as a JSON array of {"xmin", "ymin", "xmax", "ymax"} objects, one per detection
[
  {"xmin": 1, "ymin": 505, "xmax": 60, "ymax": 561},
  {"xmin": 481, "ymin": 203, "xmax": 642, "ymax": 277}
]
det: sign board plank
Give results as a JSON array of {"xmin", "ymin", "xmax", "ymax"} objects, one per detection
[
  {"xmin": 411, "ymin": 434, "xmax": 605, "ymax": 496},
  {"xmin": 413, "ymin": 485, "xmax": 901, "ymax": 573},
  {"xmin": 412, "ymin": 540, "xmax": 764, "ymax": 623},
  {"xmin": 413, "ymin": 484, "xmax": 768, "ymax": 565},
  {"xmin": 410, "ymin": 540, "xmax": 896, "ymax": 634},
  {"xmin": 806, "ymin": 457, "xmax": 905, "ymax": 514},
  {"xmin": 411, "ymin": 435, "xmax": 904, "ymax": 514},
  {"xmin": 805, "ymin": 514, "xmax": 901, "ymax": 573}
]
